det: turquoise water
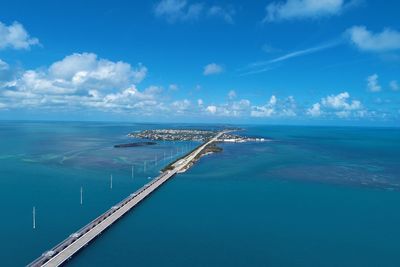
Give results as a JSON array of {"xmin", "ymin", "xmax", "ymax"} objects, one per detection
[{"xmin": 0, "ymin": 122, "xmax": 399, "ymax": 266}]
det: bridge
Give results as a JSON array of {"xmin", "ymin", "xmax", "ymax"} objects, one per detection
[{"xmin": 28, "ymin": 131, "xmax": 224, "ymax": 267}]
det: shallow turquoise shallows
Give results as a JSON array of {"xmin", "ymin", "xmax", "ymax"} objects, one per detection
[{"xmin": 0, "ymin": 122, "xmax": 399, "ymax": 267}]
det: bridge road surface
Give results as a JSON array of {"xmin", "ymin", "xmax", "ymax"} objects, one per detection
[{"xmin": 28, "ymin": 131, "xmax": 225, "ymax": 267}]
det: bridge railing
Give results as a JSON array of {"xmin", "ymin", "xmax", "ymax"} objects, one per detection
[
  {"xmin": 27, "ymin": 178, "xmax": 156, "ymax": 266},
  {"xmin": 28, "ymin": 132, "xmax": 222, "ymax": 266}
]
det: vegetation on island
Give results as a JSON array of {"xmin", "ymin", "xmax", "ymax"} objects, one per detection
[
  {"xmin": 129, "ymin": 128, "xmax": 268, "ymax": 143},
  {"xmin": 161, "ymin": 142, "xmax": 223, "ymax": 172},
  {"xmin": 114, "ymin": 141, "xmax": 156, "ymax": 148}
]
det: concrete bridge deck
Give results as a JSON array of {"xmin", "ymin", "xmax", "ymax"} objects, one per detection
[{"xmin": 28, "ymin": 131, "xmax": 224, "ymax": 267}]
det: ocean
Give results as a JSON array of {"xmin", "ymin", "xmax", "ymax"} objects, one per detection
[{"xmin": 0, "ymin": 122, "xmax": 399, "ymax": 266}]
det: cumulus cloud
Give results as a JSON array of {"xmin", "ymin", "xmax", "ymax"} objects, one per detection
[
  {"xmin": 263, "ymin": 0, "xmax": 348, "ymax": 22},
  {"xmin": 390, "ymin": 80, "xmax": 399, "ymax": 91},
  {"xmin": 155, "ymin": 0, "xmax": 187, "ymax": 17},
  {"xmin": 228, "ymin": 90, "xmax": 236, "ymax": 100},
  {"xmin": 269, "ymin": 95, "xmax": 277, "ymax": 105},
  {"xmin": 46, "ymin": 53, "xmax": 147, "ymax": 91},
  {"xmin": 1, "ymin": 81, "xmax": 164, "ymax": 114},
  {"xmin": 367, "ymin": 74, "xmax": 381, "ymax": 92},
  {"xmin": 347, "ymin": 26, "xmax": 400, "ymax": 52},
  {"xmin": 251, "ymin": 95, "xmax": 277, "ymax": 117},
  {"xmin": 307, "ymin": 103, "xmax": 322, "ymax": 117},
  {"xmin": 99, "ymin": 86, "xmax": 159, "ymax": 107},
  {"xmin": 0, "ymin": 21, "xmax": 39, "ymax": 50},
  {"xmin": 0, "ymin": 59, "xmax": 12, "ymax": 86},
  {"xmin": 262, "ymin": 44, "xmax": 280, "ymax": 54},
  {"xmin": 206, "ymin": 105, "xmax": 217, "ymax": 114},
  {"xmin": 203, "ymin": 63, "xmax": 223, "ymax": 75},
  {"xmin": 204, "ymin": 99, "xmax": 251, "ymax": 117},
  {"xmin": 322, "ymin": 92, "xmax": 361, "ymax": 110},
  {"xmin": 0, "ymin": 59, "xmax": 9, "ymax": 71},
  {"xmin": 228, "ymin": 99, "xmax": 251, "ymax": 116},
  {"xmin": 171, "ymin": 99, "xmax": 191, "ymax": 114},
  {"xmin": 154, "ymin": 0, "xmax": 203, "ymax": 22},
  {"xmin": 251, "ymin": 95, "xmax": 296, "ymax": 117},
  {"xmin": 0, "ymin": 53, "xmax": 169, "ymax": 115},
  {"xmin": 0, "ymin": 53, "xmax": 251, "ymax": 118},
  {"xmin": 5, "ymin": 55, "xmax": 124, "ymax": 95},
  {"xmin": 308, "ymin": 92, "xmax": 364, "ymax": 118},
  {"xmin": 251, "ymin": 106, "xmax": 274, "ymax": 118},
  {"xmin": 132, "ymin": 64, "xmax": 148, "ymax": 83},
  {"xmin": 169, "ymin": 84, "xmax": 179, "ymax": 91},
  {"xmin": 154, "ymin": 0, "xmax": 235, "ymax": 23},
  {"xmin": 208, "ymin": 5, "xmax": 235, "ymax": 24}
]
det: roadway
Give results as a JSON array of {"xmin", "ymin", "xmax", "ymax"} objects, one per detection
[{"xmin": 28, "ymin": 131, "xmax": 224, "ymax": 267}]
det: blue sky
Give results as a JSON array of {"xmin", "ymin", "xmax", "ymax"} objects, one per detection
[{"xmin": 0, "ymin": 0, "xmax": 399, "ymax": 125}]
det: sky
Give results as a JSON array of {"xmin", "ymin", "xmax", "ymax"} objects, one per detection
[{"xmin": 0, "ymin": 0, "xmax": 399, "ymax": 126}]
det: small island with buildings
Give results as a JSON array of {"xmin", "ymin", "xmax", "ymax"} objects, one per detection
[
  {"xmin": 128, "ymin": 129, "xmax": 268, "ymax": 143},
  {"xmin": 128, "ymin": 129, "xmax": 269, "ymax": 173}
]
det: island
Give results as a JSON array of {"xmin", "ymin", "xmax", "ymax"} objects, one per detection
[
  {"xmin": 129, "ymin": 129, "xmax": 215, "ymax": 141},
  {"xmin": 128, "ymin": 129, "xmax": 268, "ymax": 143},
  {"xmin": 114, "ymin": 141, "xmax": 156, "ymax": 148},
  {"xmin": 162, "ymin": 142, "xmax": 224, "ymax": 173},
  {"xmin": 128, "ymin": 129, "xmax": 269, "ymax": 173}
]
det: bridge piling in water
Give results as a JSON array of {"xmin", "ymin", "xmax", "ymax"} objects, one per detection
[{"xmin": 28, "ymin": 131, "xmax": 224, "ymax": 267}]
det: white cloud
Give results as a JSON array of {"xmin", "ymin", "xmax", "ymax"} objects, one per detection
[
  {"xmin": 204, "ymin": 99, "xmax": 251, "ymax": 117},
  {"xmin": 197, "ymin": 98, "xmax": 203, "ymax": 106},
  {"xmin": 17, "ymin": 70, "xmax": 77, "ymax": 94},
  {"xmin": 229, "ymin": 99, "xmax": 251, "ymax": 116},
  {"xmin": 390, "ymin": 80, "xmax": 399, "ymax": 91},
  {"xmin": 270, "ymin": 43, "xmax": 338, "ymax": 64},
  {"xmin": 335, "ymin": 110, "xmax": 351, "ymax": 118},
  {"xmin": 0, "ymin": 21, "xmax": 39, "ymax": 50},
  {"xmin": 251, "ymin": 95, "xmax": 276, "ymax": 117},
  {"xmin": 264, "ymin": 0, "xmax": 346, "ymax": 22},
  {"xmin": 206, "ymin": 105, "xmax": 217, "ymax": 114},
  {"xmin": 154, "ymin": 0, "xmax": 235, "ymax": 23},
  {"xmin": 367, "ymin": 74, "xmax": 381, "ymax": 92},
  {"xmin": 251, "ymin": 106, "xmax": 274, "ymax": 117},
  {"xmin": 156, "ymin": 0, "xmax": 186, "ymax": 13},
  {"xmin": 321, "ymin": 92, "xmax": 361, "ymax": 110},
  {"xmin": 0, "ymin": 59, "xmax": 9, "ymax": 70},
  {"xmin": 308, "ymin": 92, "xmax": 364, "ymax": 118},
  {"xmin": 262, "ymin": 44, "xmax": 280, "ymax": 54},
  {"xmin": 46, "ymin": 53, "xmax": 146, "ymax": 91},
  {"xmin": 1, "ymin": 81, "xmax": 164, "ymax": 114},
  {"xmin": 307, "ymin": 103, "xmax": 322, "ymax": 117},
  {"xmin": 208, "ymin": 5, "xmax": 235, "ymax": 24},
  {"xmin": 347, "ymin": 26, "xmax": 400, "ymax": 52},
  {"xmin": 154, "ymin": 0, "xmax": 203, "ymax": 22},
  {"xmin": 171, "ymin": 99, "xmax": 191, "ymax": 113},
  {"xmin": 132, "ymin": 64, "xmax": 148, "ymax": 83},
  {"xmin": 0, "ymin": 53, "xmax": 168, "ymax": 115},
  {"xmin": 251, "ymin": 95, "xmax": 296, "ymax": 117},
  {"xmin": 228, "ymin": 90, "xmax": 236, "ymax": 100},
  {"xmin": 101, "ymin": 86, "xmax": 157, "ymax": 105},
  {"xmin": 269, "ymin": 95, "xmax": 277, "ymax": 105},
  {"xmin": 242, "ymin": 41, "xmax": 339, "ymax": 76},
  {"xmin": 281, "ymin": 96, "xmax": 297, "ymax": 116},
  {"xmin": 144, "ymin": 85, "xmax": 163, "ymax": 95},
  {"xmin": 169, "ymin": 84, "xmax": 179, "ymax": 91},
  {"xmin": 203, "ymin": 63, "xmax": 223, "ymax": 75}
]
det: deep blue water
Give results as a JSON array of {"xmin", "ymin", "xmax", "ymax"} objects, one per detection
[{"xmin": 0, "ymin": 122, "xmax": 399, "ymax": 266}]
